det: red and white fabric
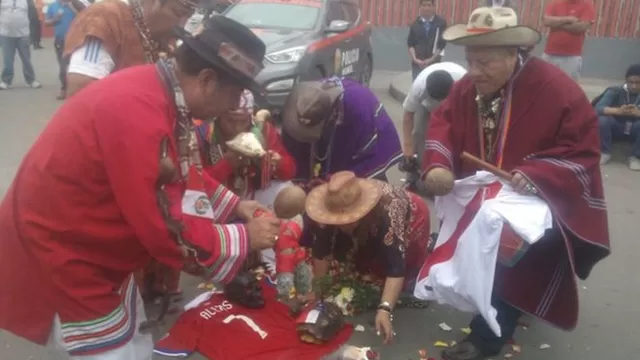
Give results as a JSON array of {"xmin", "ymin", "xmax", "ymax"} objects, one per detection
[
  {"xmin": 413, "ymin": 171, "xmax": 553, "ymax": 336},
  {"xmin": 154, "ymin": 281, "xmax": 352, "ymax": 359}
]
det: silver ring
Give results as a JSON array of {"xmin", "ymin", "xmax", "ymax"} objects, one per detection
[{"xmin": 525, "ymin": 183, "xmax": 534, "ymax": 192}]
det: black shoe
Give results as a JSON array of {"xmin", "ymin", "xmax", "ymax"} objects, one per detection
[{"xmin": 442, "ymin": 341, "xmax": 485, "ymax": 360}]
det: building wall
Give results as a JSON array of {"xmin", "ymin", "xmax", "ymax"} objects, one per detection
[
  {"xmin": 360, "ymin": 0, "xmax": 640, "ymax": 39},
  {"xmin": 370, "ymin": 27, "xmax": 640, "ymax": 80}
]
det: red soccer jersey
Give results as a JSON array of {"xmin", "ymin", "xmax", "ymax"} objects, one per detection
[{"xmin": 154, "ymin": 283, "xmax": 353, "ymax": 359}]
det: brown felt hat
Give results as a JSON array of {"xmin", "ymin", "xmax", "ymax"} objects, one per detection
[
  {"xmin": 305, "ymin": 171, "xmax": 382, "ymax": 226},
  {"xmin": 282, "ymin": 80, "xmax": 344, "ymax": 143}
]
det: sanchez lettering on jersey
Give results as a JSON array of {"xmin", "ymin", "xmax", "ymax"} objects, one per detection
[
  {"xmin": 154, "ymin": 281, "xmax": 353, "ymax": 359},
  {"xmin": 199, "ymin": 300, "xmax": 233, "ymax": 320}
]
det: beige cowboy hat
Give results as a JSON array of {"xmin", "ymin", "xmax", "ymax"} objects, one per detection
[
  {"xmin": 305, "ymin": 171, "xmax": 382, "ymax": 226},
  {"xmin": 443, "ymin": 6, "xmax": 541, "ymax": 47}
]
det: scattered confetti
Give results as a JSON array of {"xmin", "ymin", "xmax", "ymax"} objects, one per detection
[
  {"xmin": 460, "ymin": 327, "xmax": 472, "ymax": 335},
  {"xmin": 450, "ymin": 340, "xmax": 457, "ymax": 347},
  {"xmin": 434, "ymin": 341, "xmax": 449, "ymax": 348},
  {"xmin": 512, "ymin": 344, "xmax": 522, "ymax": 353},
  {"xmin": 197, "ymin": 282, "xmax": 206, "ymax": 289},
  {"xmin": 355, "ymin": 324, "xmax": 365, "ymax": 332},
  {"xmin": 438, "ymin": 322, "xmax": 453, "ymax": 331},
  {"xmin": 540, "ymin": 343, "xmax": 551, "ymax": 350}
]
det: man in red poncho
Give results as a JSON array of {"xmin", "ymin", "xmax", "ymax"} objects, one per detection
[
  {"xmin": 421, "ymin": 6, "xmax": 610, "ymax": 360},
  {"xmin": 0, "ymin": 15, "xmax": 282, "ymax": 359}
]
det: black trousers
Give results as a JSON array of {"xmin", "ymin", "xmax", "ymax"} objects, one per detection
[
  {"xmin": 29, "ymin": 18, "xmax": 42, "ymax": 46},
  {"xmin": 467, "ymin": 296, "xmax": 521, "ymax": 356},
  {"xmin": 54, "ymin": 37, "xmax": 68, "ymax": 91}
]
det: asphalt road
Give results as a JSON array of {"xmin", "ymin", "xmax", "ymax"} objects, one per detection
[{"xmin": 1, "ymin": 40, "xmax": 640, "ymax": 360}]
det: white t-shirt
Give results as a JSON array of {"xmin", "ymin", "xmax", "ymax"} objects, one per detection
[
  {"xmin": 402, "ymin": 62, "xmax": 467, "ymax": 113},
  {"xmin": 67, "ymin": 37, "xmax": 116, "ymax": 80}
]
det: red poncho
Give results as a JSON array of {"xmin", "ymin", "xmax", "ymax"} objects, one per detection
[{"xmin": 423, "ymin": 57, "xmax": 610, "ymax": 330}]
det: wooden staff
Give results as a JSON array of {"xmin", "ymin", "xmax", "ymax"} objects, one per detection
[{"xmin": 460, "ymin": 152, "xmax": 513, "ymax": 181}]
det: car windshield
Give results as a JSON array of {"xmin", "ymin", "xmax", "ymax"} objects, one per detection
[{"xmin": 225, "ymin": 2, "xmax": 320, "ymax": 31}]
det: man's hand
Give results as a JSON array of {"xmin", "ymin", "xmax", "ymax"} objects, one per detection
[
  {"xmin": 510, "ymin": 172, "xmax": 538, "ymax": 195},
  {"xmin": 423, "ymin": 55, "xmax": 439, "ymax": 68},
  {"xmin": 412, "ymin": 58, "xmax": 425, "ymax": 67},
  {"xmin": 246, "ymin": 216, "xmax": 281, "ymax": 250},
  {"xmin": 235, "ymin": 200, "xmax": 267, "ymax": 221},
  {"xmin": 566, "ymin": 16, "xmax": 579, "ymax": 23},
  {"xmin": 621, "ymin": 105, "xmax": 640, "ymax": 117},
  {"xmin": 268, "ymin": 150, "xmax": 281, "ymax": 171}
]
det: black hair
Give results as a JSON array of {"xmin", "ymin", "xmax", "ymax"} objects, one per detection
[
  {"xmin": 425, "ymin": 70, "xmax": 454, "ymax": 101},
  {"xmin": 174, "ymin": 43, "xmax": 236, "ymax": 84},
  {"xmin": 626, "ymin": 64, "xmax": 640, "ymax": 79}
]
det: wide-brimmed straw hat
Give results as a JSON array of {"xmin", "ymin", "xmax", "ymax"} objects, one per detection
[
  {"xmin": 443, "ymin": 6, "xmax": 541, "ymax": 47},
  {"xmin": 305, "ymin": 171, "xmax": 382, "ymax": 226},
  {"xmin": 282, "ymin": 80, "xmax": 344, "ymax": 143}
]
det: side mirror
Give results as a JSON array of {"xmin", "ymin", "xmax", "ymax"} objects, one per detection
[{"xmin": 325, "ymin": 20, "xmax": 350, "ymax": 33}]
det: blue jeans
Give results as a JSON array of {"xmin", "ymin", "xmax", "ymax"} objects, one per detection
[
  {"xmin": 1, "ymin": 36, "xmax": 36, "ymax": 85},
  {"xmin": 599, "ymin": 115, "xmax": 640, "ymax": 157}
]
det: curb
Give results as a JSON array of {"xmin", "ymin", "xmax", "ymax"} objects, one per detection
[{"xmin": 388, "ymin": 71, "xmax": 410, "ymax": 104}]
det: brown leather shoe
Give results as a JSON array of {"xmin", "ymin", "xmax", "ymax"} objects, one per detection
[{"xmin": 442, "ymin": 341, "xmax": 484, "ymax": 360}]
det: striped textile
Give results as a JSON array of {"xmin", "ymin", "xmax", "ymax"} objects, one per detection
[
  {"xmin": 359, "ymin": 0, "xmax": 639, "ymax": 39},
  {"xmin": 60, "ymin": 276, "xmax": 138, "ymax": 355}
]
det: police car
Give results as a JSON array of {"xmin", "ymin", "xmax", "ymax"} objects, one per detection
[{"xmin": 222, "ymin": 0, "xmax": 373, "ymax": 115}]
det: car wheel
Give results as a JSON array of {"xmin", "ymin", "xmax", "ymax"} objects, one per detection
[{"xmin": 360, "ymin": 55, "xmax": 373, "ymax": 88}]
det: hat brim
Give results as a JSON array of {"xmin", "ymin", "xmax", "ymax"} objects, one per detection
[
  {"xmin": 443, "ymin": 24, "xmax": 541, "ymax": 47},
  {"xmin": 173, "ymin": 27, "xmax": 263, "ymax": 95},
  {"xmin": 282, "ymin": 83, "xmax": 344, "ymax": 143},
  {"xmin": 305, "ymin": 179, "xmax": 382, "ymax": 226}
]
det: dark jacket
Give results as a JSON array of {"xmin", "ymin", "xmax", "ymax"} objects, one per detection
[
  {"xmin": 407, "ymin": 15, "xmax": 447, "ymax": 61},
  {"xmin": 594, "ymin": 85, "xmax": 640, "ymax": 120}
]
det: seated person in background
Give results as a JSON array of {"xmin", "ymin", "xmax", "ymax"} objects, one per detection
[
  {"xmin": 194, "ymin": 90, "xmax": 296, "ymax": 197},
  {"xmin": 400, "ymin": 62, "xmax": 467, "ymax": 191},
  {"xmin": 596, "ymin": 64, "xmax": 640, "ymax": 170}
]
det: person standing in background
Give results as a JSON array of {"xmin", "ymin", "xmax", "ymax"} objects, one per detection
[
  {"xmin": 45, "ymin": 0, "xmax": 76, "ymax": 100},
  {"xmin": 0, "ymin": 0, "xmax": 42, "ymax": 89},
  {"xmin": 27, "ymin": 0, "xmax": 42, "ymax": 49},
  {"xmin": 407, "ymin": 0, "xmax": 447, "ymax": 80},
  {"xmin": 542, "ymin": 0, "xmax": 595, "ymax": 81},
  {"xmin": 484, "ymin": 0, "xmax": 518, "ymax": 9}
]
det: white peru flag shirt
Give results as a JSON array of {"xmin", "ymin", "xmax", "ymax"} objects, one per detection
[{"xmin": 413, "ymin": 171, "xmax": 553, "ymax": 337}]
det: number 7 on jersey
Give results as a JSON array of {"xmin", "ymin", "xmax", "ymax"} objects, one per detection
[{"xmin": 223, "ymin": 314, "xmax": 269, "ymax": 339}]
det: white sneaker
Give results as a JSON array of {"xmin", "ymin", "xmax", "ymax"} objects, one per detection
[
  {"xmin": 600, "ymin": 153, "xmax": 612, "ymax": 165},
  {"xmin": 629, "ymin": 156, "xmax": 640, "ymax": 171},
  {"xmin": 0, "ymin": 82, "xmax": 9, "ymax": 90},
  {"xmin": 29, "ymin": 81, "xmax": 42, "ymax": 89}
]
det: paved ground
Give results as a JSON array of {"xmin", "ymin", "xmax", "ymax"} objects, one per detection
[{"xmin": 1, "ymin": 40, "xmax": 640, "ymax": 359}]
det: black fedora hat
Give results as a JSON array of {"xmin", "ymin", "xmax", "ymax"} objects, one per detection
[{"xmin": 174, "ymin": 15, "xmax": 266, "ymax": 94}]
